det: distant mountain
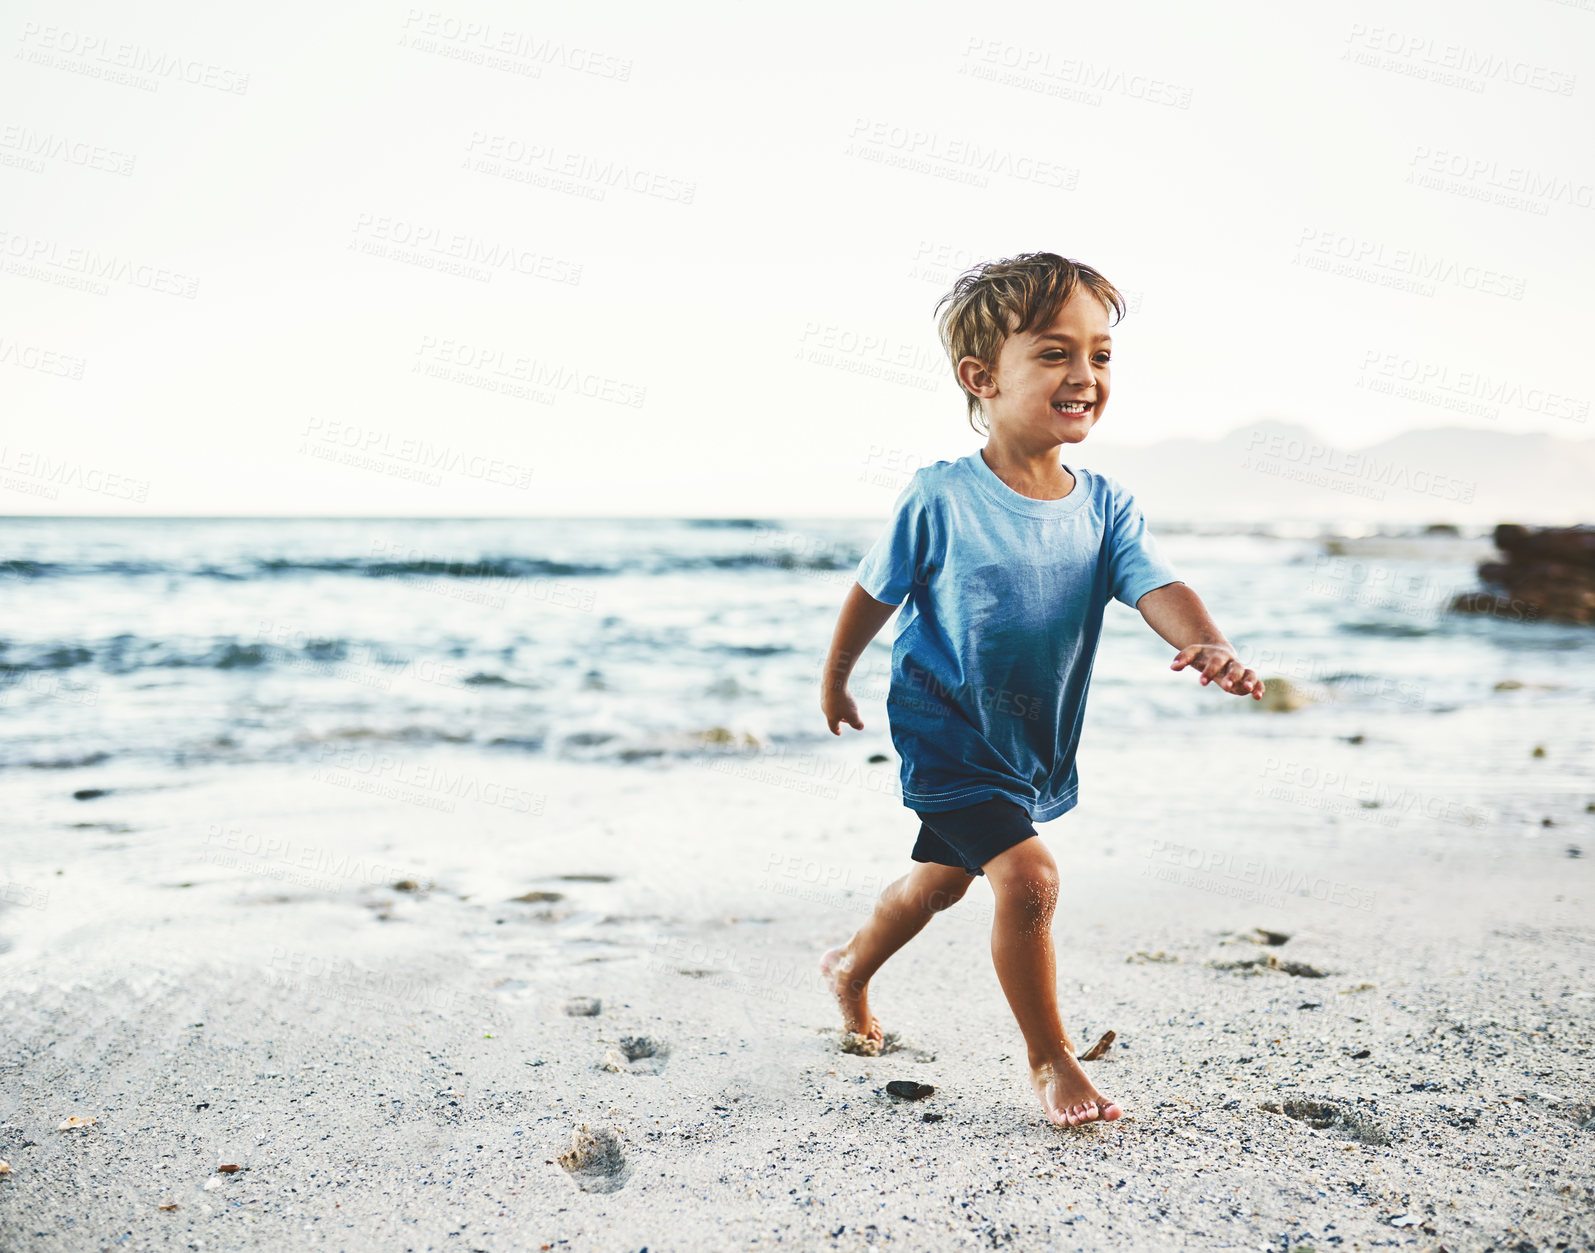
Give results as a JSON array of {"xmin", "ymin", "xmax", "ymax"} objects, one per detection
[{"xmin": 1077, "ymin": 421, "xmax": 1595, "ymax": 527}]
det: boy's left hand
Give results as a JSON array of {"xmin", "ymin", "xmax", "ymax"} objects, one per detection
[{"xmin": 1170, "ymin": 644, "xmax": 1265, "ymax": 700}]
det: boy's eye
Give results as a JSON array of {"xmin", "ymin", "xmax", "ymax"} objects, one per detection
[{"xmin": 1042, "ymin": 351, "xmax": 1111, "ymax": 363}]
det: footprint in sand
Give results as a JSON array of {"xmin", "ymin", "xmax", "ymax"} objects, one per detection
[
  {"xmin": 1261, "ymin": 1097, "xmax": 1392, "ymax": 1145},
  {"xmin": 1211, "ymin": 954, "xmax": 1328, "ymax": 978},
  {"xmin": 555, "ymin": 1124, "xmax": 630, "ymax": 1192},
  {"xmin": 563, "ymin": 996, "xmax": 602, "ymax": 1017},
  {"xmin": 599, "ymin": 1035, "xmax": 669, "ymax": 1075},
  {"xmin": 1558, "ymin": 1103, "xmax": 1595, "ymax": 1132},
  {"xmin": 828, "ymin": 1026, "xmax": 939, "ymax": 1061},
  {"xmin": 839, "ymin": 1026, "xmax": 898, "ymax": 1057}
]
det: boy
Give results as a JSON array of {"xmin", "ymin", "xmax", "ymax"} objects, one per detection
[{"xmin": 818, "ymin": 252, "xmax": 1264, "ymax": 1129}]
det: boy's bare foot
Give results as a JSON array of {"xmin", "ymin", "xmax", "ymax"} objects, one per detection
[
  {"xmin": 819, "ymin": 945, "xmax": 883, "ymax": 1055},
  {"xmin": 1030, "ymin": 1051, "xmax": 1122, "ymax": 1127}
]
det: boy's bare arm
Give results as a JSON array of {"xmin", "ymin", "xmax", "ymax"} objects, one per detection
[
  {"xmin": 820, "ymin": 581, "xmax": 900, "ymax": 733},
  {"xmin": 1135, "ymin": 581, "xmax": 1265, "ymax": 700}
]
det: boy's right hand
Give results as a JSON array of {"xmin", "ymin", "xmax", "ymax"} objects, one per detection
[{"xmin": 821, "ymin": 686, "xmax": 864, "ymax": 735}]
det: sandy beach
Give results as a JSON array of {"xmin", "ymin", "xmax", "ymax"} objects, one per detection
[{"xmin": 1, "ymin": 688, "xmax": 1590, "ymax": 1252}]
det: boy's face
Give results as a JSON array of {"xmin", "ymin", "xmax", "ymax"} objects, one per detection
[{"xmin": 963, "ymin": 287, "xmax": 1112, "ymax": 447}]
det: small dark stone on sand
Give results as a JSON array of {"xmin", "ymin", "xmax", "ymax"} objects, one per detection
[
  {"xmin": 1342, "ymin": 734, "xmax": 1365, "ymax": 744},
  {"xmin": 921, "ymin": 1112, "xmax": 943, "ymax": 1122},
  {"xmin": 1542, "ymin": 817, "xmax": 1555, "ymax": 827},
  {"xmin": 1299, "ymin": 1002, "xmax": 1322, "ymax": 1010},
  {"xmin": 72, "ymin": 789, "xmax": 108, "ymax": 801},
  {"xmin": 393, "ymin": 879, "xmax": 419, "ymax": 891},
  {"xmin": 511, "ymin": 890, "xmax": 565, "ymax": 903},
  {"xmin": 1350, "ymin": 1049, "xmax": 1371, "ymax": 1059},
  {"xmin": 1568, "ymin": 846, "xmax": 1583, "ymax": 859},
  {"xmin": 886, "ymin": 1080, "xmax": 935, "ymax": 1101},
  {"xmin": 867, "ymin": 753, "xmax": 889, "ymax": 763}
]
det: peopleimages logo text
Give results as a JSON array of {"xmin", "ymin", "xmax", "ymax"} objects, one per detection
[
  {"xmin": 1243, "ymin": 429, "xmax": 1475, "ymax": 503},
  {"xmin": 1295, "ymin": 228, "xmax": 1525, "ymax": 300}
]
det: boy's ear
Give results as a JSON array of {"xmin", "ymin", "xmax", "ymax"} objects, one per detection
[{"xmin": 956, "ymin": 356, "xmax": 996, "ymax": 399}]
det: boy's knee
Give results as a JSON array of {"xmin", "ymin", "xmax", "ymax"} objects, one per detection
[
  {"xmin": 993, "ymin": 854, "xmax": 1059, "ymax": 917},
  {"xmin": 1023, "ymin": 867, "xmax": 1059, "ymax": 912}
]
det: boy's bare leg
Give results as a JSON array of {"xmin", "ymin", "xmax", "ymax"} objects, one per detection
[
  {"xmin": 982, "ymin": 838, "xmax": 1122, "ymax": 1127},
  {"xmin": 819, "ymin": 861, "xmax": 975, "ymax": 1051}
]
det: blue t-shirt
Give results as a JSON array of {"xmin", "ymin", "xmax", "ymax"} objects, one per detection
[{"xmin": 854, "ymin": 449, "xmax": 1181, "ymax": 822}]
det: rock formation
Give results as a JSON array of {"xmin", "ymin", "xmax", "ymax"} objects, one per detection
[{"xmin": 1450, "ymin": 524, "xmax": 1595, "ymax": 625}]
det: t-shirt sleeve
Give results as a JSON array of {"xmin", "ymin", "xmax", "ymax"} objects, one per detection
[
  {"xmin": 1108, "ymin": 485, "xmax": 1181, "ymax": 608},
  {"xmin": 855, "ymin": 476, "xmax": 929, "ymax": 606}
]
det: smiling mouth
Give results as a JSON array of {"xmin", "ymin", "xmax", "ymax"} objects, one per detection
[{"xmin": 1052, "ymin": 400, "xmax": 1094, "ymax": 415}]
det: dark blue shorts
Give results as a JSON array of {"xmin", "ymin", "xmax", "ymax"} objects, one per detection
[{"xmin": 911, "ymin": 796, "xmax": 1039, "ymax": 877}]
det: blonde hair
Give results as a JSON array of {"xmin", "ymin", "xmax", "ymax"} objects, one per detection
[{"xmin": 934, "ymin": 252, "xmax": 1126, "ymax": 435}]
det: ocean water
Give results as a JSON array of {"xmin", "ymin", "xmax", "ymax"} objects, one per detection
[{"xmin": 0, "ymin": 516, "xmax": 1588, "ymax": 782}]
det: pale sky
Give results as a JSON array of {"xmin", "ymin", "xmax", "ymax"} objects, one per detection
[{"xmin": 2, "ymin": 0, "xmax": 1591, "ymax": 516}]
